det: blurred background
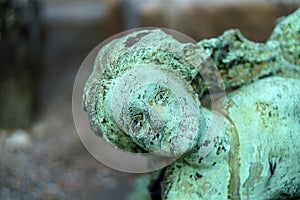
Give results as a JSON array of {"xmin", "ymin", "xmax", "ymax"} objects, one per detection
[{"xmin": 0, "ymin": 0, "xmax": 299, "ymax": 199}]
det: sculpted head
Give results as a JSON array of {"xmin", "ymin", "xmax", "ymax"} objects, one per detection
[{"xmin": 83, "ymin": 29, "xmax": 211, "ymax": 157}]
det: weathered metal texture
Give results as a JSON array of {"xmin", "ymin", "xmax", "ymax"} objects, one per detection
[
  {"xmin": 83, "ymin": 8, "xmax": 300, "ymax": 200},
  {"xmin": 197, "ymin": 8, "xmax": 300, "ymax": 92},
  {"xmin": 163, "ymin": 77, "xmax": 300, "ymax": 199},
  {"xmin": 83, "ymin": 29, "xmax": 206, "ymax": 153}
]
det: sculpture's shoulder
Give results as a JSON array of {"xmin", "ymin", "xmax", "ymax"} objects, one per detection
[{"xmin": 161, "ymin": 77, "xmax": 300, "ymax": 199}]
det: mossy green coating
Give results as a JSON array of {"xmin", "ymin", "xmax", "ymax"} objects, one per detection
[
  {"xmin": 198, "ymin": 16, "xmax": 300, "ymax": 91},
  {"xmin": 107, "ymin": 64, "xmax": 202, "ymax": 156},
  {"xmin": 83, "ymin": 29, "xmax": 205, "ymax": 153},
  {"xmin": 161, "ymin": 77, "xmax": 300, "ymax": 199},
  {"xmin": 83, "ymin": 8, "xmax": 300, "ymax": 200}
]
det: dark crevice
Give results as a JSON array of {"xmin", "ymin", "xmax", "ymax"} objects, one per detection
[
  {"xmin": 148, "ymin": 168, "xmax": 166, "ymax": 200},
  {"xmin": 269, "ymin": 159, "xmax": 277, "ymax": 176}
]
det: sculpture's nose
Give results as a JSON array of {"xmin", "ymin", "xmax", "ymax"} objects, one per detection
[{"xmin": 149, "ymin": 105, "xmax": 166, "ymax": 132}]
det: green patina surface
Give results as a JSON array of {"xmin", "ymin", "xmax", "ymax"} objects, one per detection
[{"xmin": 83, "ymin": 8, "xmax": 300, "ymax": 200}]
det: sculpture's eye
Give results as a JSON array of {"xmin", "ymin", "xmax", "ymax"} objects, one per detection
[
  {"xmin": 155, "ymin": 90, "xmax": 169, "ymax": 105},
  {"xmin": 130, "ymin": 113, "xmax": 144, "ymax": 132}
]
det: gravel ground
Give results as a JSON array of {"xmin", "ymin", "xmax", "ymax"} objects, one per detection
[{"xmin": 0, "ymin": 117, "xmax": 139, "ymax": 200}]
